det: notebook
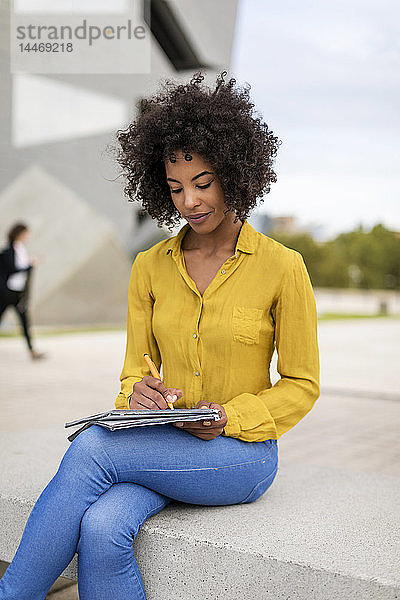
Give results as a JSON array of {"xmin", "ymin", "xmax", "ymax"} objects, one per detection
[{"xmin": 65, "ymin": 408, "xmax": 221, "ymax": 442}]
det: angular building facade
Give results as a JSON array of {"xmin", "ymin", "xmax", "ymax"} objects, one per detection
[{"xmin": 0, "ymin": 0, "xmax": 239, "ymax": 326}]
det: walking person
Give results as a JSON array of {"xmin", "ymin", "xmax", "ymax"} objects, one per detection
[
  {"xmin": 0, "ymin": 222, "xmax": 45, "ymax": 360},
  {"xmin": 0, "ymin": 72, "xmax": 319, "ymax": 599}
]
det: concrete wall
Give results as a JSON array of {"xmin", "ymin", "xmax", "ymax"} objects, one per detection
[{"xmin": 315, "ymin": 288, "xmax": 400, "ymax": 316}]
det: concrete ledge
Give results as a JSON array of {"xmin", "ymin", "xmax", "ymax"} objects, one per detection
[{"xmin": 0, "ymin": 429, "xmax": 399, "ymax": 599}]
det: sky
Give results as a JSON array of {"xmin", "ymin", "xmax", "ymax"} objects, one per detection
[{"xmin": 232, "ymin": 0, "xmax": 400, "ymax": 238}]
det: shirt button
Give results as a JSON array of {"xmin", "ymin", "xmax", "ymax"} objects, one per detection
[
  {"xmin": 221, "ymin": 269, "xmax": 226, "ymax": 274},
  {"xmin": 194, "ymin": 371, "xmax": 200, "ymax": 376},
  {"xmin": 193, "ymin": 333, "xmax": 197, "ymax": 339}
]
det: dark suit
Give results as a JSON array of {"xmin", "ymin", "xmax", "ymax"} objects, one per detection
[{"xmin": 0, "ymin": 244, "xmax": 34, "ymax": 350}]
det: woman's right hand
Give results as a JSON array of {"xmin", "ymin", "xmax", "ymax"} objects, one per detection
[{"xmin": 129, "ymin": 376, "xmax": 183, "ymax": 410}]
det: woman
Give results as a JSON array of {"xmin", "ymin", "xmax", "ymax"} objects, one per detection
[
  {"xmin": 0, "ymin": 72, "xmax": 319, "ymax": 599},
  {"xmin": 0, "ymin": 222, "xmax": 45, "ymax": 360}
]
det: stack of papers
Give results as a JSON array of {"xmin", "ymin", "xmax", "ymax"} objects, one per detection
[{"xmin": 65, "ymin": 408, "xmax": 221, "ymax": 442}]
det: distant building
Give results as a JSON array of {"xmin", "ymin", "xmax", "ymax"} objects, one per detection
[
  {"xmin": 255, "ymin": 214, "xmax": 304, "ymax": 236},
  {"xmin": 269, "ymin": 216, "xmax": 298, "ymax": 235}
]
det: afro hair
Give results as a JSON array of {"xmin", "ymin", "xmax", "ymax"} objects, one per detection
[{"xmin": 115, "ymin": 71, "xmax": 282, "ymax": 231}]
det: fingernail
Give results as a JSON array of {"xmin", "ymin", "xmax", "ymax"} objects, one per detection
[
  {"xmin": 176, "ymin": 422, "xmax": 183, "ymax": 427},
  {"xmin": 167, "ymin": 395, "xmax": 173, "ymax": 401},
  {"xmin": 200, "ymin": 405, "xmax": 208, "ymax": 409},
  {"xmin": 203, "ymin": 421, "xmax": 211, "ymax": 426},
  {"xmin": 172, "ymin": 395, "xmax": 177, "ymax": 401}
]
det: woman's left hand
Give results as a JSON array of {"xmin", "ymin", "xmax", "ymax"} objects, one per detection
[{"xmin": 173, "ymin": 401, "xmax": 228, "ymax": 440}]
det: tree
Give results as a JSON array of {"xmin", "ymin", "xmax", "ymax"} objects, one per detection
[{"xmin": 269, "ymin": 224, "xmax": 400, "ymax": 289}]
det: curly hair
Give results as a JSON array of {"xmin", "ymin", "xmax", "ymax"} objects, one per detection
[{"xmin": 115, "ymin": 71, "xmax": 282, "ymax": 231}]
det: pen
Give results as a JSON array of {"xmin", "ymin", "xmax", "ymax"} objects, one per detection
[{"xmin": 143, "ymin": 353, "xmax": 175, "ymax": 410}]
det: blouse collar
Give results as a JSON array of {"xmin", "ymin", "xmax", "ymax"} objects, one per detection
[{"xmin": 165, "ymin": 219, "xmax": 258, "ymax": 258}]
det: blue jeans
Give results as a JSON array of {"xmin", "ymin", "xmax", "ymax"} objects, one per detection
[{"xmin": 0, "ymin": 424, "xmax": 278, "ymax": 600}]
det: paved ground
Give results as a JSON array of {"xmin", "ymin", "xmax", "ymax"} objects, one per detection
[
  {"xmin": 1, "ymin": 318, "xmax": 399, "ymax": 476},
  {"xmin": 274, "ymin": 318, "xmax": 400, "ymax": 477},
  {"xmin": 1, "ymin": 318, "xmax": 399, "ymax": 598}
]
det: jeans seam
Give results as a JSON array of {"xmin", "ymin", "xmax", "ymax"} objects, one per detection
[
  {"xmin": 131, "ymin": 501, "xmax": 167, "ymax": 600},
  {"xmin": 240, "ymin": 462, "xmax": 278, "ymax": 504},
  {"xmin": 132, "ymin": 568, "xmax": 146, "ymax": 600},
  {"xmin": 118, "ymin": 446, "xmax": 275, "ymax": 475},
  {"xmin": 95, "ymin": 430, "xmax": 120, "ymax": 483},
  {"xmin": 133, "ymin": 501, "xmax": 168, "ymax": 538}
]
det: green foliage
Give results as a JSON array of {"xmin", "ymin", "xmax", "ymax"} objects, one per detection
[{"xmin": 269, "ymin": 224, "xmax": 400, "ymax": 289}]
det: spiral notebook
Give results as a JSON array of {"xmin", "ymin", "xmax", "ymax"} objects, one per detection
[{"xmin": 65, "ymin": 408, "xmax": 221, "ymax": 442}]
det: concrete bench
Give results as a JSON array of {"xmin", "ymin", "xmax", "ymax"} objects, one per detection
[{"xmin": 0, "ymin": 427, "xmax": 399, "ymax": 599}]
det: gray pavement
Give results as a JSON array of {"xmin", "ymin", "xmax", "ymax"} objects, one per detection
[
  {"xmin": 0, "ymin": 318, "xmax": 399, "ymax": 599},
  {"xmin": 1, "ymin": 318, "xmax": 399, "ymax": 476}
]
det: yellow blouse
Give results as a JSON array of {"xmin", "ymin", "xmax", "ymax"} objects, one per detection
[{"xmin": 115, "ymin": 219, "xmax": 320, "ymax": 442}]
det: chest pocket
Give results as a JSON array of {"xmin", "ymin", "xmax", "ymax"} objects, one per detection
[{"xmin": 232, "ymin": 306, "xmax": 263, "ymax": 345}]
